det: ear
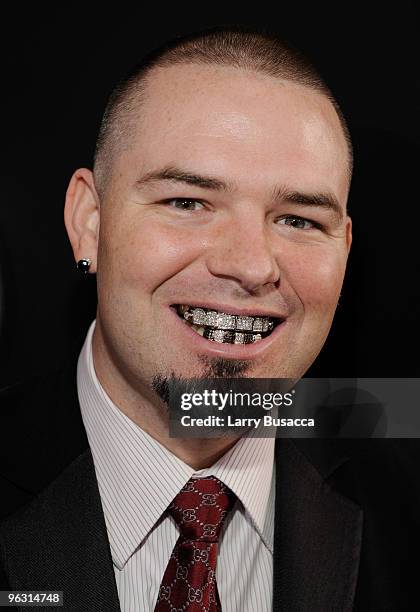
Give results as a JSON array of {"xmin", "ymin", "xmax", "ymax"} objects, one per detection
[
  {"xmin": 64, "ymin": 168, "xmax": 100, "ymax": 273},
  {"xmin": 345, "ymin": 215, "xmax": 352, "ymax": 254}
]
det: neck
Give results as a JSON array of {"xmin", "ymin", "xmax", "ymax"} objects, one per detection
[{"xmin": 92, "ymin": 326, "xmax": 240, "ymax": 470}]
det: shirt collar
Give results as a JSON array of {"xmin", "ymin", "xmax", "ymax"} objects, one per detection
[
  {"xmin": 195, "ymin": 433, "xmax": 275, "ymax": 551},
  {"xmin": 77, "ymin": 320, "xmax": 275, "ymax": 568}
]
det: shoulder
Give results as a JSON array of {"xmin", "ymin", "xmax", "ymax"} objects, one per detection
[
  {"xmin": 0, "ymin": 356, "xmax": 89, "ymax": 519},
  {"xmin": 341, "ymin": 438, "xmax": 420, "ymax": 492},
  {"xmin": 286, "ymin": 437, "xmax": 420, "ymax": 607},
  {"xmin": 325, "ymin": 439, "xmax": 420, "ymax": 564},
  {"xmin": 288, "ymin": 437, "xmax": 420, "ymax": 513}
]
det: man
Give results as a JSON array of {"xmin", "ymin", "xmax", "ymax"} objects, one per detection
[{"xmin": 0, "ymin": 26, "xmax": 418, "ymax": 611}]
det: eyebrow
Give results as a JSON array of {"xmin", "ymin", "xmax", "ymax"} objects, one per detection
[
  {"xmin": 135, "ymin": 165, "xmax": 344, "ymax": 220},
  {"xmin": 135, "ymin": 165, "xmax": 232, "ymax": 191}
]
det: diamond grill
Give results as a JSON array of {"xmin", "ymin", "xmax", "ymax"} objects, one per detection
[
  {"xmin": 186, "ymin": 308, "xmax": 272, "ymax": 332},
  {"xmin": 182, "ymin": 306, "xmax": 275, "ymax": 344}
]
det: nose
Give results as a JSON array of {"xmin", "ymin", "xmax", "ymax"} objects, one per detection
[{"xmin": 205, "ymin": 211, "xmax": 281, "ymax": 292}]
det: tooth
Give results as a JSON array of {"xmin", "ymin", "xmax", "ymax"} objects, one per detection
[
  {"xmin": 206, "ymin": 311, "xmax": 219, "ymax": 327},
  {"xmin": 253, "ymin": 334, "xmax": 262, "ymax": 342},
  {"xmin": 191, "ymin": 324, "xmax": 205, "ymax": 336},
  {"xmin": 253, "ymin": 318, "xmax": 263, "ymax": 332},
  {"xmin": 236, "ymin": 316, "xmax": 254, "ymax": 331},
  {"xmin": 217, "ymin": 313, "xmax": 236, "ymax": 330},
  {"xmin": 262, "ymin": 319, "xmax": 271, "ymax": 332},
  {"xmin": 191, "ymin": 308, "xmax": 207, "ymax": 325},
  {"xmin": 203, "ymin": 328, "xmax": 213, "ymax": 340},
  {"xmin": 234, "ymin": 332, "xmax": 245, "ymax": 344},
  {"xmin": 212, "ymin": 329, "xmax": 226, "ymax": 343},
  {"xmin": 244, "ymin": 333, "xmax": 257, "ymax": 344}
]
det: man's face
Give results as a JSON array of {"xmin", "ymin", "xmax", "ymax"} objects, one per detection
[{"xmin": 94, "ymin": 63, "xmax": 351, "ymax": 391}]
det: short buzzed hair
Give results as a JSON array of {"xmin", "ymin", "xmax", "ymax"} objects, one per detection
[{"xmin": 93, "ymin": 25, "xmax": 353, "ymax": 200}]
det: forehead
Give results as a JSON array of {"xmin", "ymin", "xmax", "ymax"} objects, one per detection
[{"xmin": 120, "ymin": 63, "xmax": 350, "ymax": 204}]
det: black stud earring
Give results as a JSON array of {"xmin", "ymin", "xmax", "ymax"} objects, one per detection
[{"xmin": 77, "ymin": 258, "xmax": 91, "ymax": 274}]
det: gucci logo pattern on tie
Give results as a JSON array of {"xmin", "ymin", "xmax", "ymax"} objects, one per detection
[
  {"xmin": 202, "ymin": 493, "xmax": 216, "ymax": 506},
  {"xmin": 154, "ymin": 476, "xmax": 236, "ymax": 612},
  {"xmin": 183, "ymin": 480, "xmax": 195, "ymax": 492},
  {"xmin": 176, "ymin": 565, "xmax": 188, "ymax": 580},
  {"xmin": 203, "ymin": 524, "xmax": 217, "ymax": 538},
  {"xmin": 193, "ymin": 547, "xmax": 209, "ymax": 563},
  {"xmin": 188, "ymin": 587, "xmax": 203, "ymax": 603},
  {"xmin": 158, "ymin": 585, "xmax": 171, "ymax": 601},
  {"xmin": 183, "ymin": 509, "xmax": 197, "ymax": 522}
]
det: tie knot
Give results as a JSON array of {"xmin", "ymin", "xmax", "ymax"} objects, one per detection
[{"xmin": 169, "ymin": 476, "xmax": 236, "ymax": 542}]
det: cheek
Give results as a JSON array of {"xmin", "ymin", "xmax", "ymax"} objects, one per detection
[
  {"xmin": 103, "ymin": 215, "xmax": 204, "ymax": 290},
  {"xmin": 286, "ymin": 246, "xmax": 346, "ymax": 312}
]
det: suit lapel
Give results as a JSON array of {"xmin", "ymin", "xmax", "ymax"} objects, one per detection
[
  {"xmin": 273, "ymin": 439, "xmax": 363, "ymax": 612},
  {"xmin": 0, "ymin": 448, "xmax": 121, "ymax": 612}
]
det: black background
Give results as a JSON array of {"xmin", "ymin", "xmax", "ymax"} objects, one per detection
[{"xmin": 0, "ymin": 5, "xmax": 418, "ymax": 387}]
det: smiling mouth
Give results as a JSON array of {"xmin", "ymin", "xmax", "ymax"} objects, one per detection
[{"xmin": 174, "ymin": 304, "xmax": 282, "ymax": 344}]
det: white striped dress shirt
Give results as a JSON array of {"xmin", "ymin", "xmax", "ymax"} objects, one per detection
[{"xmin": 77, "ymin": 320, "xmax": 275, "ymax": 612}]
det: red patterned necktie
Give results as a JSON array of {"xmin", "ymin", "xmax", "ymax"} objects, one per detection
[{"xmin": 154, "ymin": 476, "xmax": 236, "ymax": 612}]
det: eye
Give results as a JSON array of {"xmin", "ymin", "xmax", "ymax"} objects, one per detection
[
  {"xmin": 165, "ymin": 198, "xmax": 205, "ymax": 211},
  {"xmin": 276, "ymin": 215, "xmax": 319, "ymax": 230}
]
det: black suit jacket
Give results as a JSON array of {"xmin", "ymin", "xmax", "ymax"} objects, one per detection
[{"xmin": 0, "ymin": 357, "xmax": 419, "ymax": 611}]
